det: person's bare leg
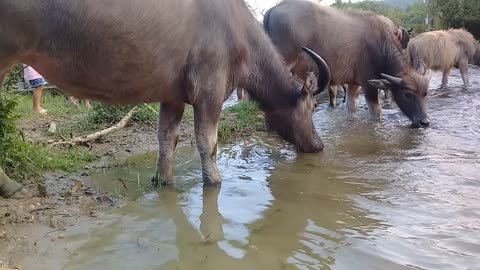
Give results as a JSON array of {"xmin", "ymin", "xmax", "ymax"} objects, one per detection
[
  {"xmin": 33, "ymin": 85, "xmax": 47, "ymax": 113},
  {"xmin": 68, "ymin": 96, "xmax": 79, "ymax": 106},
  {"xmin": 236, "ymin": 88, "xmax": 244, "ymax": 100},
  {"xmin": 85, "ymin": 99, "xmax": 92, "ymax": 109}
]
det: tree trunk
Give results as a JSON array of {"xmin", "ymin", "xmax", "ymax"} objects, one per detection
[{"xmin": 0, "ymin": 166, "xmax": 29, "ymax": 199}]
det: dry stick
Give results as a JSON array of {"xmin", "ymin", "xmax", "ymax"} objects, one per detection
[
  {"xmin": 143, "ymin": 103, "xmax": 159, "ymax": 115},
  {"xmin": 48, "ymin": 106, "xmax": 138, "ymax": 146}
]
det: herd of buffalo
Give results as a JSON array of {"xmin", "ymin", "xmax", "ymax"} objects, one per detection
[{"xmin": 1, "ymin": 0, "xmax": 479, "ymax": 198}]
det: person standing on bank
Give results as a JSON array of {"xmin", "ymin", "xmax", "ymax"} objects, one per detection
[{"xmin": 23, "ymin": 64, "xmax": 48, "ymax": 114}]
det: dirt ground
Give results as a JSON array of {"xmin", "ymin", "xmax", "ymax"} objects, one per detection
[{"xmin": 0, "ymin": 114, "xmax": 197, "ymax": 269}]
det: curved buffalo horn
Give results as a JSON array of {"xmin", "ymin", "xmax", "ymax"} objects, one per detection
[
  {"xmin": 407, "ymin": 27, "xmax": 413, "ymax": 34},
  {"xmin": 380, "ymin": 73, "xmax": 403, "ymax": 86},
  {"xmin": 301, "ymin": 46, "xmax": 331, "ymax": 95}
]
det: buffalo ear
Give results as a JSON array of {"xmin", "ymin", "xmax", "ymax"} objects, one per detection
[
  {"xmin": 299, "ymin": 72, "xmax": 318, "ymax": 98},
  {"xmin": 424, "ymin": 69, "xmax": 432, "ymax": 81},
  {"xmin": 416, "ymin": 60, "xmax": 428, "ymax": 76},
  {"xmin": 368, "ymin": 79, "xmax": 392, "ymax": 90}
]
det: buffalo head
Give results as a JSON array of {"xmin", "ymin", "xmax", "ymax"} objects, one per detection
[
  {"xmin": 399, "ymin": 27, "xmax": 412, "ymax": 49},
  {"xmin": 368, "ymin": 61, "xmax": 431, "ymax": 128},
  {"xmin": 265, "ymin": 47, "xmax": 330, "ymax": 153},
  {"xmin": 474, "ymin": 43, "xmax": 480, "ymax": 66}
]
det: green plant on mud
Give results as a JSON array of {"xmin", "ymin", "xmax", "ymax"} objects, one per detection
[
  {"xmin": 0, "ymin": 94, "xmax": 95, "ymax": 183},
  {"xmin": 218, "ymin": 101, "xmax": 265, "ymax": 142},
  {"xmin": 86, "ymin": 103, "xmax": 159, "ymax": 126},
  {"xmin": 86, "ymin": 100, "xmax": 264, "ymax": 143}
]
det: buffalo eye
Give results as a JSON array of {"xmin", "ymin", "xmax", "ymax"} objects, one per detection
[{"xmin": 404, "ymin": 92, "xmax": 414, "ymax": 99}]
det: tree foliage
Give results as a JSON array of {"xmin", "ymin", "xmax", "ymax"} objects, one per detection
[
  {"xmin": 331, "ymin": 0, "xmax": 427, "ymax": 35},
  {"xmin": 428, "ymin": 0, "xmax": 480, "ymax": 37},
  {"xmin": 330, "ymin": 0, "xmax": 480, "ymax": 38}
]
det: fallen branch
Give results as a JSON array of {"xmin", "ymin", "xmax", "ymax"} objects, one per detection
[{"xmin": 48, "ymin": 106, "xmax": 138, "ymax": 146}]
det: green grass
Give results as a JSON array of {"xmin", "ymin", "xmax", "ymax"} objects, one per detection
[
  {"xmin": 218, "ymin": 101, "xmax": 265, "ymax": 142},
  {"xmin": 10, "ymin": 92, "xmax": 263, "ymax": 143},
  {"xmin": 12, "ymin": 91, "xmax": 88, "ymax": 119},
  {"xmin": 0, "ymin": 94, "xmax": 95, "ymax": 183}
]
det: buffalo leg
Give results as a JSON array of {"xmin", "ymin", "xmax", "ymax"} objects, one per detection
[
  {"xmin": 200, "ymin": 186, "xmax": 225, "ymax": 242},
  {"xmin": 193, "ymin": 100, "xmax": 222, "ymax": 186},
  {"xmin": 346, "ymin": 84, "xmax": 361, "ymax": 120},
  {"xmin": 441, "ymin": 70, "xmax": 450, "ymax": 89},
  {"xmin": 459, "ymin": 62, "xmax": 469, "ymax": 89},
  {"xmin": 0, "ymin": 166, "xmax": 30, "ymax": 199},
  {"xmin": 384, "ymin": 89, "xmax": 391, "ymax": 101},
  {"xmin": 364, "ymin": 86, "xmax": 382, "ymax": 120},
  {"xmin": 153, "ymin": 102, "xmax": 185, "ymax": 186},
  {"xmin": 328, "ymin": 85, "xmax": 337, "ymax": 108}
]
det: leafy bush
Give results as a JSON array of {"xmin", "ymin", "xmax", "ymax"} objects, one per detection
[
  {"xmin": 1, "ymin": 64, "xmax": 25, "ymax": 91},
  {"xmin": 0, "ymin": 94, "xmax": 94, "ymax": 182}
]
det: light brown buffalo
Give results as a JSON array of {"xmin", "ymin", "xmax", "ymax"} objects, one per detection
[
  {"xmin": 408, "ymin": 28, "xmax": 480, "ymax": 89},
  {"xmin": 0, "ymin": 0, "xmax": 331, "ymax": 197},
  {"xmin": 264, "ymin": 0, "xmax": 431, "ymax": 126}
]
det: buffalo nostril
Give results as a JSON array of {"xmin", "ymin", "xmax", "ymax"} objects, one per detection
[
  {"xmin": 319, "ymin": 142, "xmax": 324, "ymax": 151},
  {"xmin": 420, "ymin": 118, "xmax": 431, "ymax": 127}
]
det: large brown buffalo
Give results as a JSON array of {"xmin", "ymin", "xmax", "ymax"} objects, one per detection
[
  {"xmin": 264, "ymin": 0, "xmax": 431, "ymax": 126},
  {"xmin": 408, "ymin": 28, "xmax": 480, "ymax": 89},
  {"xmin": 0, "ymin": 0, "xmax": 331, "ymax": 197},
  {"xmin": 312, "ymin": 12, "xmax": 411, "ymax": 107}
]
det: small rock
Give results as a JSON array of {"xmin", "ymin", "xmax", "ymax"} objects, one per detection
[
  {"xmin": 48, "ymin": 122, "xmax": 57, "ymax": 134},
  {"xmin": 38, "ymin": 184, "xmax": 48, "ymax": 197}
]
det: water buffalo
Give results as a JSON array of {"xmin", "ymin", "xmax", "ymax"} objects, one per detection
[
  {"xmin": 377, "ymin": 15, "xmax": 412, "ymax": 50},
  {"xmin": 329, "ymin": 20, "xmax": 412, "ymax": 106},
  {"xmin": 0, "ymin": 0, "xmax": 331, "ymax": 196},
  {"xmin": 264, "ymin": 0, "xmax": 431, "ymax": 126},
  {"xmin": 408, "ymin": 28, "xmax": 480, "ymax": 89}
]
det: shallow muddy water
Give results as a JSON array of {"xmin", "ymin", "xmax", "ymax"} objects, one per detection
[{"xmin": 55, "ymin": 68, "xmax": 480, "ymax": 269}]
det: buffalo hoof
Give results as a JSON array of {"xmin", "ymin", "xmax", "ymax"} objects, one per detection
[
  {"xmin": 151, "ymin": 172, "xmax": 176, "ymax": 188},
  {"xmin": 161, "ymin": 178, "xmax": 176, "ymax": 187},
  {"xmin": 0, "ymin": 180, "xmax": 32, "ymax": 199},
  {"xmin": 151, "ymin": 171, "xmax": 160, "ymax": 188},
  {"xmin": 0, "ymin": 167, "xmax": 32, "ymax": 199},
  {"xmin": 6, "ymin": 187, "xmax": 32, "ymax": 199}
]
